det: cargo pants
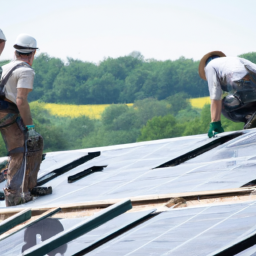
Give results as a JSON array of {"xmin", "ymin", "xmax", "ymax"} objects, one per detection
[{"xmin": 0, "ymin": 109, "xmax": 43, "ymax": 206}]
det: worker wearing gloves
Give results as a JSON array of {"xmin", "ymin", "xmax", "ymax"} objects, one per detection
[
  {"xmin": 0, "ymin": 34, "xmax": 43, "ymax": 206},
  {"xmin": 199, "ymin": 51, "xmax": 256, "ymax": 138}
]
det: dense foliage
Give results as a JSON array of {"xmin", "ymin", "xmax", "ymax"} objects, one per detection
[
  {"xmin": 0, "ymin": 51, "xmax": 254, "ymax": 156},
  {"xmin": 1, "ymin": 52, "xmax": 256, "ymax": 105},
  {"xmin": 12, "ymin": 95, "xmax": 241, "ymax": 155},
  {"xmin": 1, "ymin": 53, "xmax": 208, "ymax": 104}
]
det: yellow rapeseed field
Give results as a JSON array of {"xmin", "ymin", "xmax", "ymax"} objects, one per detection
[
  {"xmin": 32, "ymin": 102, "xmax": 133, "ymax": 119},
  {"xmin": 189, "ymin": 96, "xmax": 211, "ymax": 109},
  {"xmin": 32, "ymin": 97, "xmax": 209, "ymax": 120}
]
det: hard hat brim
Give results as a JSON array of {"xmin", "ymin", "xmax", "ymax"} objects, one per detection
[
  {"xmin": 15, "ymin": 49, "xmax": 36, "ymax": 54},
  {"xmin": 198, "ymin": 51, "xmax": 226, "ymax": 80},
  {"xmin": 14, "ymin": 44, "xmax": 38, "ymax": 54}
]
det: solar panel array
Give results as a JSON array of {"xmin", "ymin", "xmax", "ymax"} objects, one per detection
[{"xmin": 1, "ymin": 130, "xmax": 256, "ymax": 255}]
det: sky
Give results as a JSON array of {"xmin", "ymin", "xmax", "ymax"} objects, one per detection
[{"xmin": 1, "ymin": 0, "xmax": 256, "ymax": 63}]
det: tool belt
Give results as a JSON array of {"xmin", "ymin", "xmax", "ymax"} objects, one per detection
[{"xmin": 0, "ymin": 99, "xmax": 19, "ymax": 129}]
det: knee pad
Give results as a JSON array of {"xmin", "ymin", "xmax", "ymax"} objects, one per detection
[{"xmin": 222, "ymin": 95, "xmax": 242, "ymax": 112}]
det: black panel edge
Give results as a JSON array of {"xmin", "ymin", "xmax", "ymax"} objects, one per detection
[
  {"xmin": 210, "ymin": 232, "xmax": 256, "ymax": 256},
  {"xmin": 73, "ymin": 211, "xmax": 159, "ymax": 256},
  {"xmin": 68, "ymin": 165, "xmax": 107, "ymax": 183},
  {"xmin": 241, "ymin": 179, "xmax": 256, "ymax": 187},
  {"xmin": 37, "ymin": 151, "xmax": 100, "ymax": 186},
  {"xmin": 154, "ymin": 132, "xmax": 243, "ymax": 169}
]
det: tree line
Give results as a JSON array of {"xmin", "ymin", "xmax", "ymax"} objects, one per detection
[
  {"xmin": 0, "ymin": 51, "xmax": 254, "ymax": 155},
  {"xmin": 4, "ymin": 52, "xmax": 210, "ymax": 104},
  {"xmin": 1, "ymin": 51, "xmax": 256, "ymax": 105}
]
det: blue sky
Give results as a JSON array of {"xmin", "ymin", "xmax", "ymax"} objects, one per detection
[{"xmin": 1, "ymin": 0, "xmax": 255, "ymax": 63}]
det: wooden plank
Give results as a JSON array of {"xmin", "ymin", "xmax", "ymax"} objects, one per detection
[
  {"xmin": 0, "ymin": 187, "xmax": 254, "ymax": 217},
  {"xmin": 0, "ymin": 209, "xmax": 31, "ymax": 235},
  {"xmin": 0, "ymin": 207, "xmax": 61, "ymax": 241},
  {"xmin": 23, "ymin": 199, "xmax": 132, "ymax": 256}
]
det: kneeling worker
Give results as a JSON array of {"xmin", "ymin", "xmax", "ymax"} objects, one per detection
[
  {"xmin": 199, "ymin": 51, "xmax": 256, "ymax": 138},
  {"xmin": 0, "ymin": 34, "xmax": 43, "ymax": 206}
]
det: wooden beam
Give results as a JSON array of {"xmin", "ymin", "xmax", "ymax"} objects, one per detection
[
  {"xmin": 0, "ymin": 209, "xmax": 31, "ymax": 235},
  {"xmin": 0, "ymin": 207, "xmax": 61, "ymax": 241},
  {"xmin": 22, "ymin": 199, "xmax": 132, "ymax": 256},
  {"xmin": 0, "ymin": 187, "xmax": 254, "ymax": 218}
]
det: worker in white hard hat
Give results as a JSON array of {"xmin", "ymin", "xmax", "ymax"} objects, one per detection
[
  {"xmin": 0, "ymin": 34, "xmax": 43, "ymax": 206},
  {"xmin": 199, "ymin": 51, "xmax": 256, "ymax": 138}
]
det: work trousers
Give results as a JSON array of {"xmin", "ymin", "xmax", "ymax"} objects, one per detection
[
  {"xmin": 0, "ymin": 112, "xmax": 43, "ymax": 206},
  {"xmin": 221, "ymin": 81, "xmax": 256, "ymax": 125}
]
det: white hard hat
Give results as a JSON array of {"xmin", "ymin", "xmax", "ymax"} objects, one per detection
[
  {"xmin": 0, "ymin": 29, "xmax": 6, "ymax": 41},
  {"xmin": 14, "ymin": 34, "xmax": 38, "ymax": 53}
]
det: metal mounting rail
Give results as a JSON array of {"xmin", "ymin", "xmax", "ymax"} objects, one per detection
[
  {"xmin": 0, "ymin": 208, "xmax": 31, "ymax": 235},
  {"xmin": 155, "ymin": 132, "xmax": 243, "ymax": 168},
  {"xmin": 23, "ymin": 199, "xmax": 132, "ymax": 256},
  {"xmin": 0, "ymin": 207, "xmax": 61, "ymax": 241},
  {"xmin": 68, "ymin": 165, "xmax": 107, "ymax": 183},
  {"xmin": 37, "ymin": 151, "xmax": 100, "ymax": 186}
]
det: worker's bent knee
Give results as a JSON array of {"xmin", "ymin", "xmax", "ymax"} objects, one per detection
[{"xmin": 222, "ymin": 95, "xmax": 242, "ymax": 112}]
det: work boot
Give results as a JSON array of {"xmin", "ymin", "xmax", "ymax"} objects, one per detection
[
  {"xmin": 30, "ymin": 186, "xmax": 52, "ymax": 196},
  {"xmin": 244, "ymin": 111, "xmax": 256, "ymax": 129},
  {"xmin": 4, "ymin": 188, "xmax": 33, "ymax": 206}
]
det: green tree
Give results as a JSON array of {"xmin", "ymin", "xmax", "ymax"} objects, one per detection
[
  {"xmin": 30, "ymin": 103, "xmax": 68, "ymax": 152},
  {"xmin": 239, "ymin": 52, "xmax": 256, "ymax": 64},
  {"xmin": 30, "ymin": 54, "xmax": 64, "ymax": 102},
  {"xmin": 134, "ymin": 98, "xmax": 170, "ymax": 126},
  {"xmin": 165, "ymin": 92, "xmax": 191, "ymax": 115},
  {"xmin": 137, "ymin": 114, "xmax": 185, "ymax": 141},
  {"xmin": 52, "ymin": 58, "xmax": 98, "ymax": 104},
  {"xmin": 182, "ymin": 104, "xmax": 211, "ymax": 136}
]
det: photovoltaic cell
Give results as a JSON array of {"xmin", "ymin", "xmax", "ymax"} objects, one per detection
[
  {"xmin": 87, "ymin": 201, "xmax": 256, "ymax": 256},
  {"xmin": 1, "ymin": 130, "xmax": 255, "ymax": 208},
  {"xmin": 0, "ymin": 210, "xmax": 154, "ymax": 256}
]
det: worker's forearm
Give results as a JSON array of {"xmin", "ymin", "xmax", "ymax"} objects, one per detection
[
  {"xmin": 16, "ymin": 99, "xmax": 33, "ymax": 126},
  {"xmin": 211, "ymin": 99, "xmax": 222, "ymax": 122}
]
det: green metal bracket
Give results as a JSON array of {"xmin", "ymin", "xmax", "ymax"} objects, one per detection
[
  {"xmin": 0, "ymin": 208, "xmax": 31, "ymax": 235},
  {"xmin": 23, "ymin": 199, "xmax": 132, "ymax": 256}
]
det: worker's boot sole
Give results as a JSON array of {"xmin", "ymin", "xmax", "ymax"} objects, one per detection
[
  {"xmin": 31, "ymin": 186, "xmax": 52, "ymax": 197},
  {"xmin": 244, "ymin": 112, "xmax": 256, "ymax": 129}
]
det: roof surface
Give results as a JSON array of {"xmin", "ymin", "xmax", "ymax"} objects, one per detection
[{"xmin": 1, "ymin": 129, "xmax": 256, "ymax": 255}]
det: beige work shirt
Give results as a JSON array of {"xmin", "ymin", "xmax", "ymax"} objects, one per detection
[{"xmin": 1, "ymin": 60, "xmax": 34, "ymax": 103}]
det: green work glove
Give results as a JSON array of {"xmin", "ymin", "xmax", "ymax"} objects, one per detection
[{"xmin": 208, "ymin": 121, "xmax": 224, "ymax": 138}]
